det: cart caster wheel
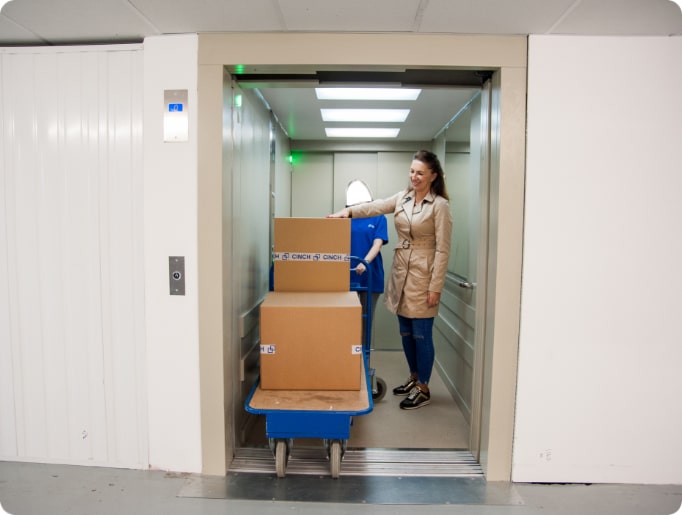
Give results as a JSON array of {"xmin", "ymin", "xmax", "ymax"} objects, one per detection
[
  {"xmin": 372, "ymin": 376, "xmax": 387, "ymax": 402},
  {"xmin": 329, "ymin": 440, "xmax": 342, "ymax": 479},
  {"xmin": 275, "ymin": 440, "xmax": 288, "ymax": 478}
]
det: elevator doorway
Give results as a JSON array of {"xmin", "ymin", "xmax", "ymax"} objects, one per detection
[
  {"xmin": 197, "ymin": 32, "xmax": 527, "ymax": 480},
  {"xmin": 227, "ymin": 68, "xmax": 493, "ymax": 475}
]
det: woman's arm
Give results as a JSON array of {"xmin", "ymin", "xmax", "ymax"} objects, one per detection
[
  {"xmin": 331, "ymin": 191, "xmax": 404, "ymax": 219},
  {"xmin": 327, "ymin": 207, "xmax": 351, "ymax": 218},
  {"xmin": 428, "ymin": 197, "xmax": 453, "ymax": 294}
]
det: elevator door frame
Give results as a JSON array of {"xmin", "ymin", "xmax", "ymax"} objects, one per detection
[{"xmin": 196, "ymin": 33, "xmax": 527, "ymax": 481}]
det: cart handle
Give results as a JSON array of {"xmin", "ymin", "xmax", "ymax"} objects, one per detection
[{"xmin": 349, "ymin": 256, "xmax": 372, "ymax": 356}]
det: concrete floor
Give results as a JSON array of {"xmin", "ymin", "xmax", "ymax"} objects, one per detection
[
  {"xmin": 2, "ymin": 461, "xmax": 681, "ymax": 515},
  {"xmin": 2, "ymin": 358, "xmax": 681, "ymax": 515}
]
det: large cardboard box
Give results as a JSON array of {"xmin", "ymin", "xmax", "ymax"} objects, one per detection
[
  {"xmin": 260, "ymin": 291, "xmax": 362, "ymax": 390},
  {"xmin": 273, "ymin": 218, "xmax": 350, "ymax": 292}
]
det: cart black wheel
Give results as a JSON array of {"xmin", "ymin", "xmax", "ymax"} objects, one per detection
[
  {"xmin": 373, "ymin": 377, "xmax": 387, "ymax": 402},
  {"xmin": 329, "ymin": 440, "xmax": 342, "ymax": 479},
  {"xmin": 275, "ymin": 440, "xmax": 288, "ymax": 478}
]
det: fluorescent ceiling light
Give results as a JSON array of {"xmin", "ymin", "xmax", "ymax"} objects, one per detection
[
  {"xmin": 321, "ymin": 109, "xmax": 410, "ymax": 122},
  {"xmin": 325, "ymin": 128, "xmax": 400, "ymax": 138},
  {"xmin": 315, "ymin": 88, "xmax": 421, "ymax": 101}
]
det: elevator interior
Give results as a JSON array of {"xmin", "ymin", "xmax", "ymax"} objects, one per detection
[{"xmin": 228, "ymin": 67, "xmax": 492, "ymax": 472}]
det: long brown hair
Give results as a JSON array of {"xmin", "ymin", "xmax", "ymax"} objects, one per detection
[{"xmin": 413, "ymin": 149, "xmax": 449, "ymax": 200}]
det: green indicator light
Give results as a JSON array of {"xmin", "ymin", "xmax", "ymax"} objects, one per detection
[
  {"xmin": 234, "ymin": 94, "xmax": 242, "ymax": 107},
  {"xmin": 234, "ymin": 64, "xmax": 245, "ymax": 74},
  {"xmin": 288, "ymin": 154, "xmax": 293, "ymax": 164}
]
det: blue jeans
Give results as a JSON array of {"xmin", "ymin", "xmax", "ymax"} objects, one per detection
[{"xmin": 397, "ymin": 315, "xmax": 435, "ymax": 385}]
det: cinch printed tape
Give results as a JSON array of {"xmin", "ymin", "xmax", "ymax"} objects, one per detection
[
  {"xmin": 260, "ymin": 344, "xmax": 276, "ymax": 355},
  {"xmin": 273, "ymin": 252, "xmax": 350, "ymax": 262}
]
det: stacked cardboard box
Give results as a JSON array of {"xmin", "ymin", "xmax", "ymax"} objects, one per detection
[
  {"xmin": 260, "ymin": 218, "xmax": 362, "ymax": 391},
  {"xmin": 272, "ymin": 217, "xmax": 351, "ymax": 292}
]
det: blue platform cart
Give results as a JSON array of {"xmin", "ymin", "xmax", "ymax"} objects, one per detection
[{"xmin": 245, "ymin": 256, "xmax": 385, "ymax": 478}]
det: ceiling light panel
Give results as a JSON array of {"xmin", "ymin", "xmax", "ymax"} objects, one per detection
[
  {"xmin": 315, "ymin": 88, "xmax": 421, "ymax": 100},
  {"xmin": 325, "ymin": 128, "xmax": 400, "ymax": 138},
  {"xmin": 320, "ymin": 109, "xmax": 410, "ymax": 122}
]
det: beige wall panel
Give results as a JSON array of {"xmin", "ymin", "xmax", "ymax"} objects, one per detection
[
  {"xmin": 197, "ymin": 63, "xmax": 226, "ymax": 476},
  {"xmin": 333, "ymin": 153, "xmax": 378, "ymax": 212},
  {"xmin": 291, "ymin": 153, "xmax": 334, "ymax": 217},
  {"xmin": 199, "ymin": 33, "xmax": 527, "ymax": 69}
]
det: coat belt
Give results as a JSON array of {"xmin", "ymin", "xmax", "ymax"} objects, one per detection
[{"xmin": 399, "ymin": 239, "xmax": 436, "ymax": 250}]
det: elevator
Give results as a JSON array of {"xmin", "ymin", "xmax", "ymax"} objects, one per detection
[
  {"xmin": 222, "ymin": 67, "xmax": 492, "ymax": 476},
  {"xmin": 194, "ymin": 32, "xmax": 527, "ymax": 480}
]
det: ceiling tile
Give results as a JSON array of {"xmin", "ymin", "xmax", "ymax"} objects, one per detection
[
  {"xmin": 1, "ymin": 0, "xmax": 680, "ymax": 46},
  {"xmin": 0, "ymin": 14, "xmax": 43, "ymax": 44},
  {"xmin": 419, "ymin": 0, "xmax": 577, "ymax": 34},
  {"xmin": 1, "ymin": 0, "xmax": 156, "ymax": 43},
  {"xmin": 131, "ymin": 0, "xmax": 285, "ymax": 32},
  {"xmin": 550, "ymin": 0, "xmax": 682, "ymax": 35},
  {"xmin": 278, "ymin": 0, "xmax": 420, "ymax": 31}
]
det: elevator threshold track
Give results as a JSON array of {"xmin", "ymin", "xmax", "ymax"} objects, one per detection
[{"xmin": 229, "ymin": 447, "xmax": 483, "ymax": 477}]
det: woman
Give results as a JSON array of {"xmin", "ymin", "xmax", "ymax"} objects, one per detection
[{"xmin": 328, "ymin": 150, "xmax": 452, "ymax": 409}]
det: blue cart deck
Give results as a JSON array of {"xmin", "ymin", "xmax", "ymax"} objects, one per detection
[{"xmin": 246, "ymin": 360, "xmax": 370, "ymax": 414}]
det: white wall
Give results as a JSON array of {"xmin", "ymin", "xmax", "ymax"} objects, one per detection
[
  {"xmin": 0, "ymin": 45, "xmax": 147, "ymax": 468},
  {"xmin": 6, "ymin": 33, "xmax": 680, "ymax": 483},
  {"xmin": 0, "ymin": 36, "xmax": 206, "ymax": 474},
  {"xmin": 515, "ymin": 35, "xmax": 682, "ymax": 484},
  {"xmin": 143, "ymin": 35, "xmax": 202, "ymax": 473}
]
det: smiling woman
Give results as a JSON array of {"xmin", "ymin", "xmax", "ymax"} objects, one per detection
[{"xmin": 329, "ymin": 150, "xmax": 453, "ymax": 411}]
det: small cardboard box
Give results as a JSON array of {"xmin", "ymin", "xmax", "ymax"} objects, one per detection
[
  {"xmin": 273, "ymin": 218, "xmax": 350, "ymax": 292},
  {"xmin": 260, "ymin": 291, "xmax": 362, "ymax": 390}
]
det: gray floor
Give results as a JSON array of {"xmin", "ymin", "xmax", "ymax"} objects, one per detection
[
  {"xmin": 3, "ymin": 353, "xmax": 682, "ymax": 514},
  {"xmin": 2, "ymin": 461, "xmax": 682, "ymax": 515},
  {"xmin": 350, "ymin": 350, "xmax": 470, "ymax": 449}
]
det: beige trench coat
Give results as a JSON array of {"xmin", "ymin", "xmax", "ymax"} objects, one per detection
[{"xmin": 349, "ymin": 189, "xmax": 453, "ymax": 318}]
